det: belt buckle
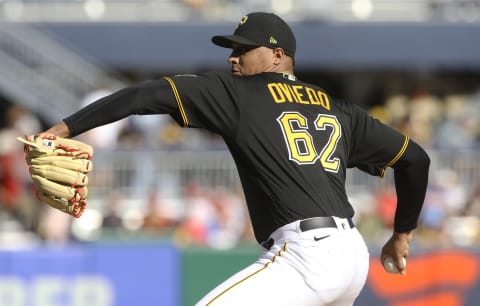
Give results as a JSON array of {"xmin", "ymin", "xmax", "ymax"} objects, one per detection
[{"xmin": 333, "ymin": 217, "xmax": 355, "ymax": 230}]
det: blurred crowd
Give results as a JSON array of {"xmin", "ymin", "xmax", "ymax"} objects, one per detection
[
  {"xmin": 354, "ymin": 87, "xmax": 480, "ymax": 248},
  {"xmin": 0, "ymin": 84, "xmax": 479, "ymax": 250},
  {"xmin": 370, "ymin": 89, "xmax": 480, "ymax": 151}
]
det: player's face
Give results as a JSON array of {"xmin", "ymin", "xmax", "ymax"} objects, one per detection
[{"xmin": 228, "ymin": 44, "xmax": 277, "ymax": 76}]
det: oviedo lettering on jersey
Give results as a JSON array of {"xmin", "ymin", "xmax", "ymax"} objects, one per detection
[{"xmin": 267, "ymin": 82, "xmax": 331, "ymax": 110}]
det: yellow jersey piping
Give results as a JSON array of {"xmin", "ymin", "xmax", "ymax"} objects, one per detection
[
  {"xmin": 380, "ymin": 135, "xmax": 410, "ymax": 178},
  {"xmin": 163, "ymin": 76, "xmax": 188, "ymax": 127},
  {"xmin": 206, "ymin": 242, "xmax": 288, "ymax": 305}
]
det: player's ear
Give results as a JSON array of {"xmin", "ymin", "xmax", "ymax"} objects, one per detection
[{"xmin": 273, "ymin": 48, "xmax": 285, "ymax": 65}]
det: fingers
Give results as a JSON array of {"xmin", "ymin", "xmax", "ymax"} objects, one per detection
[
  {"xmin": 396, "ymin": 256, "xmax": 407, "ymax": 275},
  {"xmin": 381, "ymin": 231, "xmax": 414, "ymax": 275},
  {"xmin": 381, "ymin": 256, "xmax": 407, "ymax": 274}
]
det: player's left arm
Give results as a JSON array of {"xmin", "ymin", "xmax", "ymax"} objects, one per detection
[
  {"xmin": 45, "ymin": 72, "xmax": 238, "ymax": 140},
  {"xmin": 48, "ymin": 79, "xmax": 179, "ymax": 138}
]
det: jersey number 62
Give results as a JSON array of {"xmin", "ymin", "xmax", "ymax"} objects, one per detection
[{"xmin": 276, "ymin": 112, "xmax": 341, "ymax": 173}]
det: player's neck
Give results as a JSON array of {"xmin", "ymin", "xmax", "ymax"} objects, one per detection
[
  {"xmin": 266, "ymin": 60, "xmax": 295, "ymax": 79},
  {"xmin": 274, "ymin": 62, "xmax": 295, "ymax": 80}
]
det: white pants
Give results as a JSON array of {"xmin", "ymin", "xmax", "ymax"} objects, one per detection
[{"xmin": 195, "ymin": 217, "xmax": 370, "ymax": 306}]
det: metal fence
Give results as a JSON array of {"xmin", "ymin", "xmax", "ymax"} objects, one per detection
[{"xmin": 88, "ymin": 149, "xmax": 480, "ymax": 206}]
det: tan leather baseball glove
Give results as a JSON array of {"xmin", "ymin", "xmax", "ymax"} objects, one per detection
[{"xmin": 17, "ymin": 134, "xmax": 94, "ymax": 218}]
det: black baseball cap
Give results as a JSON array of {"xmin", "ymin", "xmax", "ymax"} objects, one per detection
[{"xmin": 212, "ymin": 12, "xmax": 296, "ymax": 58}]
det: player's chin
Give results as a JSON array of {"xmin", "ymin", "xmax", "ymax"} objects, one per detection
[{"xmin": 231, "ymin": 71, "xmax": 242, "ymax": 77}]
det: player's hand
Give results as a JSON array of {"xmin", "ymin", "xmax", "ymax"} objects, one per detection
[
  {"xmin": 17, "ymin": 134, "xmax": 93, "ymax": 218},
  {"xmin": 380, "ymin": 231, "xmax": 413, "ymax": 275},
  {"xmin": 43, "ymin": 121, "xmax": 71, "ymax": 138}
]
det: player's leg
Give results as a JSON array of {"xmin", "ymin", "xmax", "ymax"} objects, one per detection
[
  {"xmin": 325, "ymin": 228, "xmax": 370, "ymax": 306},
  {"xmin": 195, "ymin": 220, "xmax": 369, "ymax": 306},
  {"xmin": 195, "ymin": 242, "xmax": 318, "ymax": 306}
]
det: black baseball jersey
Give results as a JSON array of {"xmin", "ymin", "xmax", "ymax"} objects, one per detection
[{"xmin": 64, "ymin": 71, "xmax": 413, "ymax": 243}]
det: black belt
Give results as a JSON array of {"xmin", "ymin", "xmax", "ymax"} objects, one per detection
[
  {"xmin": 262, "ymin": 217, "xmax": 355, "ymax": 249},
  {"xmin": 299, "ymin": 216, "xmax": 355, "ymax": 232}
]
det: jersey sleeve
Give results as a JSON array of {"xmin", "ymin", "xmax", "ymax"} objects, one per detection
[
  {"xmin": 163, "ymin": 72, "xmax": 240, "ymax": 136},
  {"xmin": 64, "ymin": 79, "xmax": 179, "ymax": 137},
  {"xmin": 347, "ymin": 104, "xmax": 409, "ymax": 177}
]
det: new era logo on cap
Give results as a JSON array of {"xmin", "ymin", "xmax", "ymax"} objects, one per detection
[
  {"xmin": 238, "ymin": 15, "xmax": 248, "ymax": 26},
  {"xmin": 211, "ymin": 12, "xmax": 296, "ymax": 58}
]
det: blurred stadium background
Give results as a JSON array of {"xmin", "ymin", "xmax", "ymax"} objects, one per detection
[{"xmin": 0, "ymin": 1, "xmax": 479, "ymax": 305}]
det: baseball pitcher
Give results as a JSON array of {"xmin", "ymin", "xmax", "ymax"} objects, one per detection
[{"xmin": 28, "ymin": 12, "xmax": 430, "ymax": 306}]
